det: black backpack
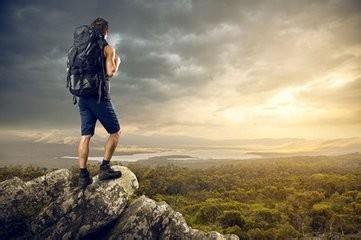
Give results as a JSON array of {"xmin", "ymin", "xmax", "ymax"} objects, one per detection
[{"xmin": 66, "ymin": 25, "xmax": 107, "ymax": 104}]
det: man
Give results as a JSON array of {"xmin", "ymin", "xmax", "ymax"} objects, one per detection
[{"xmin": 78, "ymin": 17, "xmax": 122, "ymax": 188}]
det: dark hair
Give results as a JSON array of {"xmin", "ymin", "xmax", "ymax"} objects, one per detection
[{"xmin": 90, "ymin": 17, "xmax": 109, "ymax": 36}]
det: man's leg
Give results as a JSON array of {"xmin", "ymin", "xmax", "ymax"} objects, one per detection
[
  {"xmin": 87, "ymin": 98, "xmax": 122, "ymax": 180},
  {"xmin": 77, "ymin": 134, "xmax": 94, "ymax": 188},
  {"xmin": 99, "ymin": 130, "xmax": 122, "ymax": 180},
  {"xmin": 78, "ymin": 135, "xmax": 92, "ymax": 168},
  {"xmin": 93, "ymin": 100, "xmax": 121, "ymax": 163},
  {"xmin": 77, "ymin": 97, "xmax": 97, "ymax": 188},
  {"xmin": 103, "ymin": 130, "xmax": 121, "ymax": 162}
]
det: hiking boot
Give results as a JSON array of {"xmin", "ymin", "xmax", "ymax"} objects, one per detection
[
  {"xmin": 78, "ymin": 171, "xmax": 93, "ymax": 189},
  {"xmin": 99, "ymin": 164, "xmax": 122, "ymax": 181}
]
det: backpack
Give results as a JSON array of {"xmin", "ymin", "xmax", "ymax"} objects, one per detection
[{"xmin": 66, "ymin": 25, "xmax": 107, "ymax": 105}]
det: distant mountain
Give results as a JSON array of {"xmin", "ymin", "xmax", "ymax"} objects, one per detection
[{"xmin": 2, "ymin": 129, "xmax": 360, "ymax": 149}]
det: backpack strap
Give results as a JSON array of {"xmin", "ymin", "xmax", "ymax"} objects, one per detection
[
  {"xmin": 97, "ymin": 76, "xmax": 102, "ymax": 104},
  {"xmin": 96, "ymin": 37, "xmax": 107, "ymax": 104}
]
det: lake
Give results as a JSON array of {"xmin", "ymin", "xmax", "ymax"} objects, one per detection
[{"xmin": 62, "ymin": 146, "xmax": 262, "ymax": 162}]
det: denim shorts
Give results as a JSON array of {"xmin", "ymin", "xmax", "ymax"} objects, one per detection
[{"xmin": 78, "ymin": 97, "xmax": 121, "ymax": 136}]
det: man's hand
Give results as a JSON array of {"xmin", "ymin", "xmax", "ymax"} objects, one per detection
[{"xmin": 104, "ymin": 45, "xmax": 120, "ymax": 78}]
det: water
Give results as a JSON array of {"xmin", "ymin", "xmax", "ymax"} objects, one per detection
[{"xmin": 62, "ymin": 147, "xmax": 261, "ymax": 162}]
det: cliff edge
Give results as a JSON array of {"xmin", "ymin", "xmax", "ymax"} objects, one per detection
[{"xmin": 0, "ymin": 166, "xmax": 239, "ymax": 240}]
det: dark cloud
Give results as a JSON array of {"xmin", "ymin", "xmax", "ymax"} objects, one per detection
[{"xmin": 0, "ymin": 0, "xmax": 360, "ymax": 138}]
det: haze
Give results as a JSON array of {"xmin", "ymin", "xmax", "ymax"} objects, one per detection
[{"xmin": 0, "ymin": 0, "xmax": 360, "ymax": 145}]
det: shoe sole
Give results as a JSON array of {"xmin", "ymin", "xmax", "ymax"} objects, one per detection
[{"xmin": 98, "ymin": 173, "xmax": 122, "ymax": 181}]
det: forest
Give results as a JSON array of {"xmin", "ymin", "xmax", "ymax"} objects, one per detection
[{"xmin": 1, "ymin": 153, "xmax": 360, "ymax": 239}]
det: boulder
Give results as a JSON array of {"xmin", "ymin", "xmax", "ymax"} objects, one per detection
[
  {"xmin": 107, "ymin": 195, "xmax": 239, "ymax": 240},
  {"xmin": 31, "ymin": 166, "xmax": 137, "ymax": 239},
  {"xmin": 0, "ymin": 169, "xmax": 72, "ymax": 239},
  {"xmin": 0, "ymin": 165, "xmax": 239, "ymax": 240}
]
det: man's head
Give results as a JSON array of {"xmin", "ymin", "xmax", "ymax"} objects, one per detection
[{"xmin": 91, "ymin": 17, "xmax": 109, "ymax": 39}]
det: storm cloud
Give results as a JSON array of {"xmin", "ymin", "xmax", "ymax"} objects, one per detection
[{"xmin": 0, "ymin": 0, "xmax": 360, "ymax": 139}]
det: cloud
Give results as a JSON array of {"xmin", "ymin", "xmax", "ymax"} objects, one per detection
[{"xmin": 0, "ymin": 0, "xmax": 360, "ymax": 139}]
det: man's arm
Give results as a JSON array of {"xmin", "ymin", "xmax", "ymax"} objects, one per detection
[{"xmin": 104, "ymin": 45, "xmax": 120, "ymax": 78}]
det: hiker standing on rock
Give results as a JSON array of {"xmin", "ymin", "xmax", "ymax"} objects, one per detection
[{"xmin": 66, "ymin": 17, "xmax": 122, "ymax": 188}]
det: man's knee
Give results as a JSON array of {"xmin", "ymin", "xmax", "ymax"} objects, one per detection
[
  {"xmin": 81, "ymin": 134, "xmax": 92, "ymax": 142},
  {"xmin": 110, "ymin": 130, "xmax": 121, "ymax": 142}
]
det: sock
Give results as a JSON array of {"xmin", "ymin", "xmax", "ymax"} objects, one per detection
[
  {"xmin": 80, "ymin": 167, "xmax": 88, "ymax": 175},
  {"xmin": 101, "ymin": 159, "xmax": 110, "ymax": 166}
]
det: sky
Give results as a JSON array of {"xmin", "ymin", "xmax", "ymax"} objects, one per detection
[{"xmin": 0, "ymin": 0, "xmax": 360, "ymax": 142}]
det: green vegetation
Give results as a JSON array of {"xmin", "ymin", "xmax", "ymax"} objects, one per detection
[
  {"xmin": 0, "ymin": 165, "xmax": 49, "ymax": 181},
  {"xmin": 125, "ymin": 154, "xmax": 361, "ymax": 239},
  {"xmin": 1, "ymin": 154, "xmax": 360, "ymax": 239}
]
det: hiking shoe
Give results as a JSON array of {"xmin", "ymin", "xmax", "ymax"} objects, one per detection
[
  {"xmin": 99, "ymin": 164, "xmax": 122, "ymax": 181},
  {"xmin": 78, "ymin": 172, "xmax": 93, "ymax": 189}
]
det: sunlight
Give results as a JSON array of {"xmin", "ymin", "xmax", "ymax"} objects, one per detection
[
  {"xmin": 327, "ymin": 76, "xmax": 351, "ymax": 88},
  {"xmin": 219, "ymin": 105, "xmax": 247, "ymax": 123},
  {"xmin": 266, "ymin": 89, "xmax": 299, "ymax": 119}
]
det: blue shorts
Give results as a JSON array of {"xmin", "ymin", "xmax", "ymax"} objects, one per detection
[{"xmin": 78, "ymin": 97, "xmax": 121, "ymax": 136}]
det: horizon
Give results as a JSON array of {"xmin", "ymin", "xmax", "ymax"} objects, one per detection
[{"xmin": 1, "ymin": 128, "xmax": 360, "ymax": 159}]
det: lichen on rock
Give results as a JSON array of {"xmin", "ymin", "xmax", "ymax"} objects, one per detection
[{"xmin": 0, "ymin": 165, "xmax": 239, "ymax": 240}]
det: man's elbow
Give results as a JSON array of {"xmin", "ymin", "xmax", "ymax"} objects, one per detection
[
  {"xmin": 106, "ymin": 71, "xmax": 114, "ymax": 78},
  {"xmin": 106, "ymin": 68, "xmax": 116, "ymax": 78}
]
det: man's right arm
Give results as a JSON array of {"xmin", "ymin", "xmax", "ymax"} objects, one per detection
[{"xmin": 104, "ymin": 45, "xmax": 120, "ymax": 78}]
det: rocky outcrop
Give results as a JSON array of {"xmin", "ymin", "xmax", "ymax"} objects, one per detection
[
  {"xmin": 0, "ymin": 166, "xmax": 239, "ymax": 240},
  {"xmin": 0, "ymin": 168, "xmax": 73, "ymax": 239},
  {"xmin": 107, "ymin": 195, "xmax": 239, "ymax": 240}
]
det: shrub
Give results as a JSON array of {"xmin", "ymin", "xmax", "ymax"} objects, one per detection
[
  {"xmin": 218, "ymin": 210, "xmax": 246, "ymax": 228},
  {"xmin": 195, "ymin": 204, "xmax": 223, "ymax": 224}
]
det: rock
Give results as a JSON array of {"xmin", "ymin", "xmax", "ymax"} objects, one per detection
[
  {"xmin": 0, "ymin": 165, "xmax": 239, "ymax": 240},
  {"xmin": 31, "ymin": 166, "xmax": 137, "ymax": 239},
  {"xmin": 0, "ymin": 169, "xmax": 72, "ymax": 239},
  {"xmin": 107, "ymin": 195, "xmax": 238, "ymax": 240},
  {"xmin": 91, "ymin": 165, "xmax": 139, "ymax": 196}
]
